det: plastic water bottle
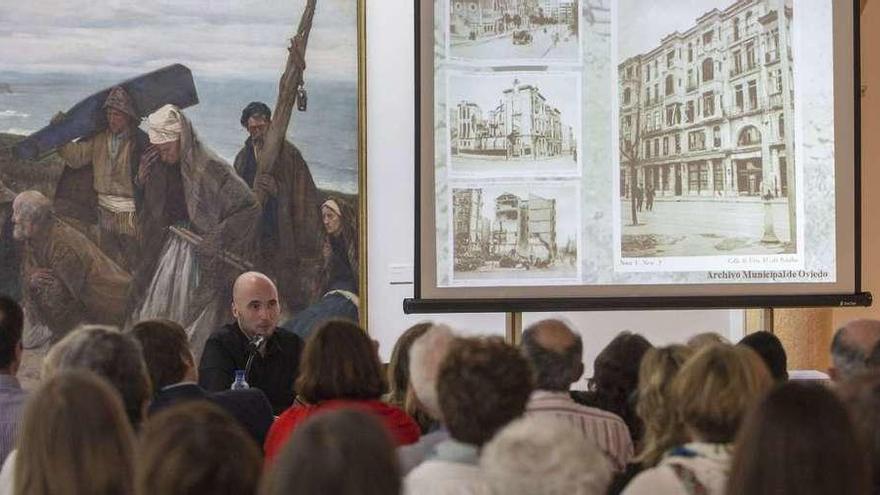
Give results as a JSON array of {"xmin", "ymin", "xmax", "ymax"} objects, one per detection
[{"xmin": 231, "ymin": 369, "xmax": 250, "ymax": 390}]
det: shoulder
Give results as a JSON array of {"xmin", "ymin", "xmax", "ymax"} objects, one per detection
[
  {"xmin": 205, "ymin": 325, "xmax": 244, "ymax": 350},
  {"xmin": 405, "ymin": 461, "xmax": 488, "ymax": 495},
  {"xmin": 621, "ymin": 465, "xmax": 683, "ymax": 495},
  {"xmin": 272, "ymin": 329, "xmax": 303, "ymax": 350}
]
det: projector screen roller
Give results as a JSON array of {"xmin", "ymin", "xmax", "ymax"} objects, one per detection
[{"xmin": 408, "ymin": 0, "xmax": 867, "ymax": 312}]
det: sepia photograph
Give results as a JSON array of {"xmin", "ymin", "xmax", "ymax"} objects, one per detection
[
  {"xmin": 448, "ymin": 72, "xmax": 581, "ymax": 177},
  {"xmin": 615, "ymin": 0, "xmax": 798, "ymax": 260},
  {"xmin": 451, "ymin": 182, "xmax": 579, "ymax": 284},
  {"xmin": 447, "ymin": 0, "xmax": 581, "ymax": 62}
]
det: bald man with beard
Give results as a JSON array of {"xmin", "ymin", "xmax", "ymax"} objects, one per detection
[{"xmin": 198, "ymin": 271, "xmax": 304, "ymax": 414}]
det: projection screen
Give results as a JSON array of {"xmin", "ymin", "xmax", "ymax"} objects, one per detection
[{"xmin": 407, "ymin": 0, "xmax": 868, "ymax": 312}]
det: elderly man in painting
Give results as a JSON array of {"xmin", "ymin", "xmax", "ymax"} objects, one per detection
[
  {"xmin": 233, "ymin": 101, "xmax": 324, "ymax": 312},
  {"xmin": 13, "ymin": 191, "xmax": 131, "ymax": 342},
  {"xmin": 52, "ymin": 86, "xmax": 148, "ymax": 273}
]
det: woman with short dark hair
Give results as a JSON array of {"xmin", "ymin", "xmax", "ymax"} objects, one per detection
[
  {"xmin": 728, "ymin": 381, "xmax": 870, "ymax": 495},
  {"xmin": 263, "ymin": 320, "xmax": 420, "ymax": 462},
  {"xmin": 263, "ymin": 409, "xmax": 401, "ymax": 495}
]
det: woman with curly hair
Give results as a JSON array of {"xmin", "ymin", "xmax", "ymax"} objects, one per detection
[{"xmin": 283, "ymin": 196, "xmax": 360, "ymax": 339}]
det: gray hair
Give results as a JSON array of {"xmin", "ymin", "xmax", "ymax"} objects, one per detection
[
  {"xmin": 831, "ymin": 327, "xmax": 869, "ymax": 381},
  {"xmin": 13, "ymin": 190, "xmax": 53, "ymax": 225},
  {"xmin": 408, "ymin": 324, "xmax": 455, "ymax": 420},
  {"xmin": 45, "ymin": 325, "xmax": 151, "ymax": 426},
  {"xmin": 521, "ymin": 323, "xmax": 583, "ymax": 391},
  {"xmin": 481, "ymin": 416, "xmax": 612, "ymax": 495}
]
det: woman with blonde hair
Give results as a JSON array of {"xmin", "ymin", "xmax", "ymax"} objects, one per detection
[
  {"xmin": 622, "ymin": 344, "xmax": 771, "ymax": 495},
  {"xmin": 0, "ymin": 370, "xmax": 136, "ymax": 495}
]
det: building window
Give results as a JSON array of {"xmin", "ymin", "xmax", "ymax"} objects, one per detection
[
  {"xmin": 713, "ymin": 162, "xmax": 724, "ymax": 191},
  {"xmin": 665, "ymin": 75, "xmax": 674, "ymax": 96},
  {"xmin": 687, "ymin": 69, "xmax": 695, "ymax": 90},
  {"xmin": 624, "ymin": 87, "xmax": 632, "ymax": 105},
  {"xmin": 713, "ymin": 126, "xmax": 721, "ymax": 147},
  {"xmin": 746, "ymin": 42, "xmax": 756, "ymax": 70},
  {"xmin": 688, "ymin": 42, "xmax": 693, "ymax": 63},
  {"xmin": 663, "ymin": 137, "xmax": 669, "ymax": 155},
  {"xmin": 645, "ymin": 140, "xmax": 651, "ymax": 158},
  {"xmin": 733, "ymin": 50, "xmax": 743, "ymax": 75},
  {"xmin": 734, "ymin": 18, "xmax": 740, "ymax": 41},
  {"xmin": 703, "ymin": 30, "xmax": 713, "ymax": 45},
  {"xmin": 748, "ymin": 80, "xmax": 758, "ymax": 109},
  {"xmin": 735, "ymin": 84, "xmax": 744, "ymax": 113},
  {"xmin": 654, "ymin": 139, "xmax": 660, "ymax": 156},
  {"xmin": 646, "ymin": 65, "xmax": 651, "ymax": 82},
  {"xmin": 738, "ymin": 125, "xmax": 761, "ymax": 146},
  {"xmin": 654, "ymin": 84, "xmax": 659, "ymax": 101},
  {"xmin": 675, "ymin": 134, "xmax": 681, "ymax": 154},
  {"xmin": 778, "ymin": 114, "xmax": 785, "ymax": 139},
  {"xmin": 655, "ymin": 111, "xmax": 661, "ymax": 129},
  {"xmin": 626, "ymin": 66, "xmax": 634, "ymax": 79},
  {"xmin": 703, "ymin": 91, "xmax": 715, "ymax": 117},
  {"xmin": 667, "ymin": 51, "xmax": 675, "ymax": 68},
  {"xmin": 686, "ymin": 101, "xmax": 695, "ymax": 123},
  {"xmin": 688, "ymin": 163, "xmax": 709, "ymax": 192},
  {"xmin": 666, "ymin": 105, "xmax": 675, "ymax": 126},
  {"xmin": 688, "ymin": 130, "xmax": 706, "ymax": 151},
  {"xmin": 702, "ymin": 58, "xmax": 714, "ymax": 81}
]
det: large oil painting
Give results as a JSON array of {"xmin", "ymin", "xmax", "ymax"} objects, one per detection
[{"xmin": 0, "ymin": 0, "xmax": 365, "ymax": 384}]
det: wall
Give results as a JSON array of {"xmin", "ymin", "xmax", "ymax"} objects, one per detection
[{"xmin": 366, "ymin": 0, "xmax": 744, "ymax": 367}]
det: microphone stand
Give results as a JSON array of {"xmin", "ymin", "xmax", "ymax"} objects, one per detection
[{"xmin": 244, "ymin": 336, "xmax": 265, "ymax": 384}]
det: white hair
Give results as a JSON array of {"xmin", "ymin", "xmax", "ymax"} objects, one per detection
[
  {"xmin": 13, "ymin": 190, "xmax": 53, "ymax": 224},
  {"xmin": 481, "ymin": 416, "xmax": 613, "ymax": 495},
  {"xmin": 408, "ymin": 324, "xmax": 455, "ymax": 420}
]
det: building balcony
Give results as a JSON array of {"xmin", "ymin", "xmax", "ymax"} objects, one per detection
[{"xmin": 765, "ymin": 51, "xmax": 780, "ymax": 64}]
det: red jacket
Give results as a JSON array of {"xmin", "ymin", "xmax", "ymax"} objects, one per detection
[{"xmin": 264, "ymin": 399, "xmax": 421, "ymax": 462}]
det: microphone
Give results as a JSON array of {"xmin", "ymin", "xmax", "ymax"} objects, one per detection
[
  {"xmin": 244, "ymin": 335, "xmax": 266, "ymax": 382},
  {"xmin": 249, "ymin": 335, "xmax": 265, "ymax": 352}
]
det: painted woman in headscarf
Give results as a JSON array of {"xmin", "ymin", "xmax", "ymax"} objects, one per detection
[{"xmin": 283, "ymin": 196, "xmax": 359, "ymax": 340}]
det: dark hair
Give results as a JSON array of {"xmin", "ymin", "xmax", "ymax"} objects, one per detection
[
  {"xmin": 50, "ymin": 326, "xmax": 152, "ymax": 428},
  {"xmin": 137, "ymin": 401, "xmax": 262, "ymax": 495},
  {"xmin": 581, "ymin": 331, "xmax": 652, "ymax": 443},
  {"xmin": 437, "ymin": 337, "xmax": 534, "ymax": 446},
  {"xmin": 240, "ymin": 101, "xmax": 272, "ymax": 128},
  {"xmin": 738, "ymin": 331, "xmax": 788, "ymax": 382},
  {"xmin": 295, "ymin": 320, "xmax": 386, "ymax": 404},
  {"xmin": 865, "ymin": 340, "xmax": 880, "ymax": 369},
  {"xmin": 131, "ymin": 319, "xmax": 190, "ymax": 391},
  {"xmin": 263, "ymin": 409, "xmax": 401, "ymax": 495},
  {"xmin": 521, "ymin": 322, "xmax": 583, "ymax": 391},
  {"xmin": 727, "ymin": 382, "xmax": 870, "ymax": 495},
  {"xmin": 386, "ymin": 322, "xmax": 434, "ymax": 432},
  {"xmin": 837, "ymin": 371, "xmax": 880, "ymax": 493},
  {"xmin": 0, "ymin": 295, "xmax": 23, "ymax": 370}
]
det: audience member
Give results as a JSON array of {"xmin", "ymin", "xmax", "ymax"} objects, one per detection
[
  {"xmin": 727, "ymin": 382, "xmax": 869, "ymax": 495},
  {"xmin": 0, "ymin": 296, "xmax": 25, "ymax": 464},
  {"xmin": 622, "ymin": 345, "xmax": 772, "ymax": 495},
  {"xmin": 199, "ymin": 271, "xmax": 304, "ymax": 415},
  {"xmin": 131, "ymin": 318, "xmax": 274, "ymax": 445},
  {"xmin": 0, "ymin": 371, "xmax": 135, "ymax": 495},
  {"xmin": 829, "ymin": 319, "xmax": 880, "ymax": 382},
  {"xmin": 263, "ymin": 409, "xmax": 401, "ymax": 495},
  {"xmin": 397, "ymin": 324, "xmax": 456, "ymax": 474},
  {"xmin": 137, "ymin": 401, "xmax": 262, "ymax": 495},
  {"xmin": 738, "ymin": 331, "xmax": 788, "ymax": 382},
  {"xmin": 264, "ymin": 320, "xmax": 420, "ymax": 461},
  {"xmin": 385, "ymin": 322, "xmax": 435, "ymax": 433},
  {"xmin": 404, "ymin": 337, "xmax": 533, "ymax": 495},
  {"xmin": 686, "ymin": 332, "xmax": 730, "ymax": 350},
  {"xmin": 481, "ymin": 416, "xmax": 612, "ymax": 495},
  {"xmin": 521, "ymin": 319, "xmax": 633, "ymax": 471},
  {"xmin": 865, "ymin": 340, "xmax": 880, "ymax": 369},
  {"xmin": 42, "ymin": 324, "xmax": 151, "ymax": 428},
  {"xmin": 608, "ymin": 345, "xmax": 695, "ymax": 494},
  {"xmin": 837, "ymin": 371, "xmax": 880, "ymax": 494},
  {"xmin": 571, "ymin": 331, "xmax": 652, "ymax": 446}
]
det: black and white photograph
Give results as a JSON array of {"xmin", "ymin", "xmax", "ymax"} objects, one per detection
[
  {"xmin": 451, "ymin": 182, "xmax": 580, "ymax": 284},
  {"xmin": 447, "ymin": 0, "xmax": 581, "ymax": 62},
  {"xmin": 448, "ymin": 72, "xmax": 581, "ymax": 177},
  {"xmin": 615, "ymin": 0, "xmax": 799, "ymax": 261}
]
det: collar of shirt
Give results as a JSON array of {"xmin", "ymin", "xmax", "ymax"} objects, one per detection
[
  {"xmin": 159, "ymin": 381, "xmax": 199, "ymax": 392},
  {"xmin": 530, "ymin": 389, "xmax": 575, "ymax": 401},
  {"xmin": 0, "ymin": 374, "xmax": 21, "ymax": 390},
  {"xmin": 431, "ymin": 439, "xmax": 480, "ymax": 466}
]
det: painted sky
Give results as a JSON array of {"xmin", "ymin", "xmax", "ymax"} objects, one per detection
[{"xmin": 0, "ymin": 0, "xmax": 357, "ymax": 80}]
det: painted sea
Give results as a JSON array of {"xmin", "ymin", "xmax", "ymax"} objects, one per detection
[{"xmin": 0, "ymin": 71, "xmax": 358, "ymax": 194}]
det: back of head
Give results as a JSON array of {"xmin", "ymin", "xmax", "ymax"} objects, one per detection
[
  {"xmin": 437, "ymin": 337, "xmax": 534, "ymax": 446},
  {"xmin": 0, "ymin": 295, "xmax": 23, "ymax": 371},
  {"xmin": 673, "ymin": 344, "xmax": 772, "ymax": 443},
  {"xmin": 15, "ymin": 370, "xmax": 135, "ymax": 495},
  {"xmin": 137, "ymin": 401, "xmax": 262, "ymax": 495},
  {"xmin": 481, "ymin": 416, "xmax": 612, "ymax": 495},
  {"xmin": 387, "ymin": 322, "xmax": 433, "ymax": 406},
  {"xmin": 588, "ymin": 331, "xmax": 652, "ymax": 439},
  {"xmin": 635, "ymin": 345, "xmax": 695, "ymax": 466},
  {"xmin": 728, "ymin": 382, "xmax": 870, "ymax": 495},
  {"xmin": 264, "ymin": 408, "xmax": 401, "ymax": 495},
  {"xmin": 45, "ymin": 325, "xmax": 152, "ymax": 427},
  {"xmin": 686, "ymin": 332, "xmax": 730, "ymax": 350},
  {"xmin": 837, "ymin": 371, "xmax": 880, "ymax": 492},
  {"xmin": 738, "ymin": 331, "xmax": 788, "ymax": 382},
  {"xmin": 296, "ymin": 320, "xmax": 385, "ymax": 403},
  {"xmin": 408, "ymin": 324, "xmax": 456, "ymax": 421},
  {"xmin": 831, "ymin": 320, "xmax": 880, "ymax": 382},
  {"xmin": 131, "ymin": 319, "xmax": 191, "ymax": 391},
  {"xmin": 521, "ymin": 319, "xmax": 583, "ymax": 391}
]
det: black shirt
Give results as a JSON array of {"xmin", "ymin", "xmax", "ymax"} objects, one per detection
[{"xmin": 198, "ymin": 323, "xmax": 304, "ymax": 415}]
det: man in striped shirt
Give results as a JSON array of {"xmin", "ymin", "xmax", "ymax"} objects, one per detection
[
  {"xmin": 522, "ymin": 319, "xmax": 634, "ymax": 472},
  {"xmin": 0, "ymin": 296, "xmax": 26, "ymax": 464}
]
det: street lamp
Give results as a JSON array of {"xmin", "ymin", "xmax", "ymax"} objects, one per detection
[{"xmin": 761, "ymin": 189, "xmax": 780, "ymax": 244}]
